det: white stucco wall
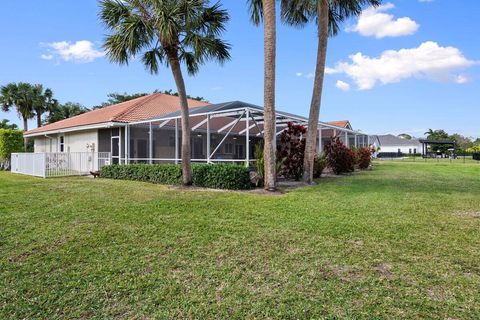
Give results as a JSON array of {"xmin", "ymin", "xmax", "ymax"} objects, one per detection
[
  {"xmin": 380, "ymin": 145, "xmax": 422, "ymax": 154},
  {"xmin": 33, "ymin": 130, "xmax": 98, "ymax": 153},
  {"xmin": 64, "ymin": 130, "xmax": 98, "ymax": 152}
]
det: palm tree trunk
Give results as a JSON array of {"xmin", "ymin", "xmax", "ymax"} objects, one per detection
[
  {"xmin": 262, "ymin": 0, "xmax": 277, "ymax": 191},
  {"xmin": 168, "ymin": 55, "xmax": 192, "ymax": 185},
  {"xmin": 36, "ymin": 113, "xmax": 42, "ymax": 128},
  {"xmin": 302, "ymin": 1, "xmax": 329, "ymax": 183},
  {"xmin": 23, "ymin": 117, "xmax": 29, "ymax": 151}
]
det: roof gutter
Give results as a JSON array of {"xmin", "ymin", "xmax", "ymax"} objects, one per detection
[{"xmin": 24, "ymin": 122, "xmax": 126, "ymax": 138}]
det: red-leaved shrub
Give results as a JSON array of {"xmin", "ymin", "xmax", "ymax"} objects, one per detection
[
  {"xmin": 355, "ymin": 147, "xmax": 372, "ymax": 169},
  {"xmin": 324, "ymin": 137, "xmax": 355, "ymax": 175},
  {"xmin": 277, "ymin": 122, "xmax": 306, "ymax": 180}
]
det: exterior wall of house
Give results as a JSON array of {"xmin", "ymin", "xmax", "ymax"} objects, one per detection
[
  {"xmin": 33, "ymin": 130, "xmax": 98, "ymax": 153},
  {"xmin": 380, "ymin": 144, "xmax": 422, "ymax": 154},
  {"xmin": 65, "ymin": 130, "xmax": 98, "ymax": 152}
]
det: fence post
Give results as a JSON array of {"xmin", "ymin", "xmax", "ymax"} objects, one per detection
[{"xmin": 43, "ymin": 153, "xmax": 47, "ymax": 178}]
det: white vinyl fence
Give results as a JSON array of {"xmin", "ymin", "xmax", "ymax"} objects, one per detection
[{"xmin": 11, "ymin": 152, "xmax": 111, "ymax": 178}]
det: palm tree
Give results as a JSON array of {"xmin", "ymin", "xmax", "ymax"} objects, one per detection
[
  {"xmin": 281, "ymin": 0, "xmax": 380, "ymax": 183},
  {"xmin": 248, "ymin": 0, "xmax": 278, "ymax": 191},
  {"xmin": 99, "ymin": 0, "xmax": 231, "ymax": 185},
  {"xmin": 32, "ymin": 85, "xmax": 56, "ymax": 128},
  {"xmin": 0, "ymin": 82, "xmax": 36, "ymax": 148}
]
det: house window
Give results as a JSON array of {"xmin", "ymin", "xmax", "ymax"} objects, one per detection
[
  {"xmin": 414, "ymin": 148, "xmax": 417, "ymax": 154},
  {"xmin": 398, "ymin": 148, "xmax": 401, "ymax": 153},
  {"xmin": 225, "ymin": 143, "xmax": 233, "ymax": 154},
  {"xmin": 409, "ymin": 148, "xmax": 412, "ymax": 154},
  {"xmin": 235, "ymin": 144, "xmax": 244, "ymax": 158},
  {"xmin": 59, "ymin": 136, "xmax": 65, "ymax": 152}
]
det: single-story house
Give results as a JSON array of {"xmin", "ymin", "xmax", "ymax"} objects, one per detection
[
  {"xmin": 24, "ymin": 93, "xmax": 372, "ymax": 166},
  {"xmin": 374, "ymin": 134, "xmax": 423, "ymax": 156}
]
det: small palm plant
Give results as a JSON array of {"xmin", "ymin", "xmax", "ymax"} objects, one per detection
[{"xmin": 99, "ymin": 0, "xmax": 231, "ymax": 185}]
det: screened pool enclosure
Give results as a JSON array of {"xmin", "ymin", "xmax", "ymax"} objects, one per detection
[{"xmin": 116, "ymin": 101, "xmax": 372, "ymax": 165}]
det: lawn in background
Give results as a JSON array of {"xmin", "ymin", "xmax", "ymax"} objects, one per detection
[{"xmin": 1, "ymin": 162, "xmax": 479, "ymax": 319}]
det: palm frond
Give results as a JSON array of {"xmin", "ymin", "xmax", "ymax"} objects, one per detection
[{"xmin": 247, "ymin": 0, "xmax": 264, "ymax": 25}]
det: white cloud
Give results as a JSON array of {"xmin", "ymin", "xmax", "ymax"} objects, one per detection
[
  {"xmin": 325, "ymin": 67, "xmax": 339, "ymax": 75},
  {"xmin": 328, "ymin": 41, "xmax": 477, "ymax": 90},
  {"xmin": 455, "ymin": 75, "xmax": 469, "ymax": 84},
  {"xmin": 335, "ymin": 80, "xmax": 351, "ymax": 91},
  {"xmin": 348, "ymin": 3, "xmax": 419, "ymax": 38},
  {"xmin": 41, "ymin": 40, "xmax": 104, "ymax": 63},
  {"xmin": 305, "ymin": 72, "xmax": 315, "ymax": 79},
  {"xmin": 40, "ymin": 54, "xmax": 53, "ymax": 60},
  {"xmin": 419, "ymin": 0, "xmax": 434, "ymax": 2},
  {"xmin": 296, "ymin": 72, "xmax": 303, "ymax": 77}
]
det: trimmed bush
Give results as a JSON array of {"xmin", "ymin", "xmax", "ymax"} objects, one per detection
[
  {"xmin": 192, "ymin": 163, "xmax": 251, "ymax": 190},
  {"xmin": 355, "ymin": 147, "xmax": 373, "ymax": 169},
  {"xmin": 100, "ymin": 163, "xmax": 251, "ymax": 190},
  {"xmin": 0, "ymin": 129, "xmax": 24, "ymax": 170},
  {"xmin": 100, "ymin": 164, "xmax": 182, "ymax": 184},
  {"xmin": 313, "ymin": 154, "xmax": 327, "ymax": 178},
  {"xmin": 324, "ymin": 137, "xmax": 355, "ymax": 175}
]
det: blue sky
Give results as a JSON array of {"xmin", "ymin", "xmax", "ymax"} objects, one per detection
[{"xmin": 1, "ymin": 0, "xmax": 479, "ymax": 138}]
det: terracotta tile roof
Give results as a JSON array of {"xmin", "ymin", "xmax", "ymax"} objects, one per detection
[
  {"xmin": 326, "ymin": 120, "xmax": 351, "ymax": 128},
  {"xmin": 25, "ymin": 93, "xmax": 209, "ymax": 135}
]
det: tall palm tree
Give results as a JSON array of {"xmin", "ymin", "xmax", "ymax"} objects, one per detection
[
  {"xmin": 248, "ymin": 0, "xmax": 278, "ymax": 191},
  {"xmin": 0, "ymin": 82, "xmax": 36, "ymax": 149},
  {"xmin": 99, "ymin": 0, "xmax": 231, "ymax": 185},
  {"xmin": 32, "ymin": 84, "xmax": 55, "ymax": 128},
  {"xmin": 281, "ymin": 0, "xmax": 380, "ymax": 183}
]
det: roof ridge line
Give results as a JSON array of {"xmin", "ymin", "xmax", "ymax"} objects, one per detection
[{"xmin": 111, "ymin": 93, "xmax": 160, "ymax": 122}]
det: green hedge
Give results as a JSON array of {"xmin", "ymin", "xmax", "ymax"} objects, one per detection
[
  {"xmin": 100, "ymin": 163, "xmax": 251, "ymax": 190},
  {"xmin": 0, "ymin": 129, "xmax": 24, "ymax": 170},
  {"xmin": 100, "ymin": 164, "xmax": 182, "ymax": 184}
]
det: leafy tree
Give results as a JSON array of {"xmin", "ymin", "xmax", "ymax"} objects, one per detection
[
  {"xmin": 248, "ymin": 0, "xmax": 278, "ymax": 191},
  {"xmin": 0, "ymin": 119, "xmax": 18, "ymax": 130},
  {"xmin": 100, "ymin": 0, "xmax": 231, "ymax": 185},
  {"xmin": 466, "ymin": 145, "xmax": 480, "ymax": 153},
  {"xmin": 279, "ymin": 0, "xmax": 380, "ymax": 183},
  {"xmin": 93, "ymin": 92, "xmax": 149, "ymax": 109},
  {"xmin": 398, "ymin": 133, "xmax": 412, "ymax": 140},
  {"xmin": 44, "ymin": 102, "xmax": 90, "ymax": 124},
  {"xmin": 160, "ymin": 89, "xmax": 206, "ymax": 102},
  {"xmin": 450, "ymin": 133, "xmax": 473, "ymax": 153},
  {"xmin": 0, "ymin": 129, "xmax": 23, "ymax": 170},
  {"xmin": 94, "ymin": 90, "xmax": 207, "ymax": 109},
  {"xmin": 424, "ymin": 129, "xmax": 454, "ymax": 154}
]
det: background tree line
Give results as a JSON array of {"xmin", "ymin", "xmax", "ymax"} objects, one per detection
[{"xmin": 397, "ymin": 130, "xmax": 480, "ymax": 153}]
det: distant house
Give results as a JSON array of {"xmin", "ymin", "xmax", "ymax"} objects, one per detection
[{"xmin": 375, "ymin": 134, "xmax": 422, "ymax": 156}]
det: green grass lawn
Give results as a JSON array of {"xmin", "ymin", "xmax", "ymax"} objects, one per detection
[{"xmin": 1, "ymin": 162, "xmax": 479, "ymax": 319}]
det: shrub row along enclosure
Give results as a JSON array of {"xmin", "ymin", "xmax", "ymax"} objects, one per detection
[{"xmin": 100, "ymin": 163, "xmax": 252, "ymax": 190}]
